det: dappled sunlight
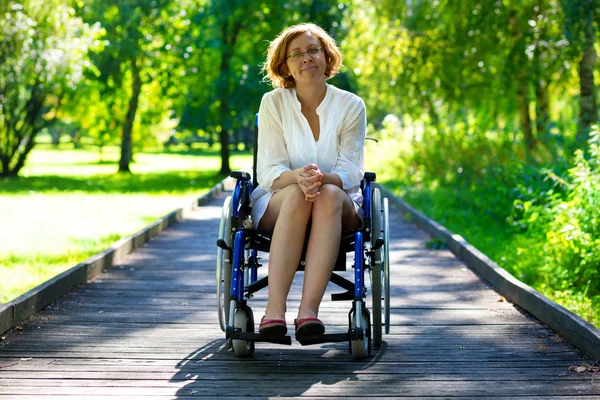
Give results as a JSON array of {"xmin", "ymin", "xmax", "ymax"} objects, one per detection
[{"xmin": 1, "ymin": 0, "xmax": 598, "ymax": 395}]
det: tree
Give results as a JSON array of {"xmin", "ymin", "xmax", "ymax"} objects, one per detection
[
  {"xmin": 346, "ymin": 0, "xmax": 572, "ymax": 156},
  {"xmin": 79, "ymin": 0, "xmax": 192, "ymax": 173},
  {"xmin": 59, "ymin": 78, "xmax": 124, "ymax": 161},
  {"xmin": 563, "ymin": 0, "xmax": 597, "ymax": 144},
  {"xmin": 0, "ymin": 0, "xmax": 100, "ymax": 177},
  {"xmin": 181, "ymin": 0, "xmax": 346, "ymax": 176}
]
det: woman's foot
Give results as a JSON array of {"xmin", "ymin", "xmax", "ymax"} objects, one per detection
[
  {"xmin": 294, "ymin": 317, "xmax": 325, "ymax": 338},
  {"xmin": 258, "ymin": 316, "xmax": 287, "ymax": 336}
]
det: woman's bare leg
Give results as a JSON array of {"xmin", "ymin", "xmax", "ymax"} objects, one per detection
[
  {"xmin": 259, "ymin": 184, "xmax": 312, "ymax": 320},
  {"xmin": 298, "ymin": 184, "xmax": 361, "ymax": 320}
]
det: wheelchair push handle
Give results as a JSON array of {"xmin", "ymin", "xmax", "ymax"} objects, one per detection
[{"xmin": 230, "ymin": 171, "xmax": 252, "ymax": 180}]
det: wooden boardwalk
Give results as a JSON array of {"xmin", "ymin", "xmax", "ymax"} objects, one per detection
[{"xmin": 1, "ymin": 189, "xmax": 599, "ymax": 399}]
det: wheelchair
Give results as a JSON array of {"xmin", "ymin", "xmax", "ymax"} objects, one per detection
[{"xmin": 216, "ymin": 115, "xmax": 391, "ymax": 359}]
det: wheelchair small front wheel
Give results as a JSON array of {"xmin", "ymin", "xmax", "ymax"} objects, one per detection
[
  {"xmin": 232, "ymin": 307, "xmax": 255, "ymax": 358},
  {"xmin": 350, "ymin": 310, "xmax": 371, "ymax": 360}
]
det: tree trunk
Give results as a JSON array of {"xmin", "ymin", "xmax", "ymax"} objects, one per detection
[
  {"xmin": 218, "ymin": 43, "xmax": 231, "ymax": 177},
  {"xmin": 4, "ymin": 90, "xmax": 48, "ymax": 177},
  {"xmin": 98, "ymin": 144, "xmax": 104, "ymax": 164},
  {"xmin": 0, "ymin": 158, "xmax": 11, "ymax": 177},
  {"xmin": 0, "ymin": 145, "xmax": 11, "ymax": 176},
  {"xmin": 423, "ymin": 94, "xmax": 441, "ymax": 136},
  {"xmin": 535, "ymin": 79, "xmax": 550, "ymax": 139},
  {"xmin": 517, "ymin": 79, "xmax": 535, "ymax": 151},
  {"xmin": 11, "ymin": 129, "xmax": 37, "ymax": 175},
  {"xmin": 218, "ymin": 114, "xmax": 231, "ymax": 176},
  {"xmin": 119, "ymin": 57, "xmax": 142, "ymax": 173},
  {"xmin": 217, "ymin": 18, "xmax": 243, "ymax": 176},
  {"xmin": 532, "ymin": 19, "xmax": 550, "ymax": 143},
  {"xmin": 576, "ymin": 0, "xmax": 597, "ymax": 143}
]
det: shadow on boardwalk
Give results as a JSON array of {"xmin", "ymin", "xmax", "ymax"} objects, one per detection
[{"xmin": 172, "ymin": 340, "xmax": 390, "ymax": 398}]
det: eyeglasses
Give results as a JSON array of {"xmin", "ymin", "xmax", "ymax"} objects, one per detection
[{"xmin": 287, "ymin": 47, "xmax": 323, "ymax": 61}]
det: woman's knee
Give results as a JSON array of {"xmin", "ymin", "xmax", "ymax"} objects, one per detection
[
  {"xmin": 283, "ymin": 184, "xmax": 308, "ymax": 203},
  {"xmin": 312, "ymin": 184, "xmax": 345, "ymax": 217},
  {"xmin": 280, "ymin": 184, "xmax": 312, "ymax": 213}
]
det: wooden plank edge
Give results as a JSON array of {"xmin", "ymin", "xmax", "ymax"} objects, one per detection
[
  {"xmin": 375, "ymin": 182, "xmax": 600, "ymax": 362},
  {"xmin": 0, "ymin": 178, "xmax": 227, "ymax": 336},
  {"xmin": 0, "ymin": 303, "xmax": 12, "ymax": 336}
]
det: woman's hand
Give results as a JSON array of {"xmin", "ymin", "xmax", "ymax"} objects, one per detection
[{"xmin": 296, "ymin": 163, "xmax": 323, "ymax": 202}]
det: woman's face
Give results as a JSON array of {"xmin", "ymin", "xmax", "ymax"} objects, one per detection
[{"xmin": 284, "ymin": 32, "xmax": 327, "ymax": 86}]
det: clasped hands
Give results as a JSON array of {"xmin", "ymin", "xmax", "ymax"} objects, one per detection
[{"xmin": 296, "ymin": 163, "xmax": 323, "ymax": 202}]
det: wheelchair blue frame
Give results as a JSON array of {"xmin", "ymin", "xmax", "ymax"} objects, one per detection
[{"xmin": 230, "ymin": 176, "xmax": 253, "ymax": 303}]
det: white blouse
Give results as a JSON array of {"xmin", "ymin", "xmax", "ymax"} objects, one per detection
[{"xmin": 250, "ymin": 83, "xmax": 367, "ymax": 227}]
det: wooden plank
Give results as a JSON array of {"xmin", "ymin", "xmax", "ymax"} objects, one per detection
[
  {"xmin": 0, "ymin": 363, "xmax": 583, "ymax": 376},
  {"xmin": 0, "ymin": 397, "xmax": 588, "ymax": 400},
  {"xmin": 0, "ymin": 379, "xmax": 599, "ymax": 397},
  {"xmin": 4, "ymin": 332, "xmax": 567, "ymax": 346},
  {"xmin": 50, "ymin": 297, "xmax": 510, "ymax": 310},
  {"xmin": 0, "ymin": 304, "xmax": 12, "ymax": 336},
  {"xmin": 0, "ymin": 338, "xmax": 578, "ymax": 353},
  {"xmin": 9, "ymin": 263, "xmax": 88, "ymax": 330},
  {"xmin": 2, "ymin": 373, "xmax": 595, "ymax": 385},
  {"xmin": 0, "ymin": 350, "xmax": 585, "ymax": 363}
]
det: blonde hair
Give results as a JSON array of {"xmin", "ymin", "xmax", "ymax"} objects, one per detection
[{"xmin": 262, "ymin": 23, "xmax": 342, "ymax": 88}]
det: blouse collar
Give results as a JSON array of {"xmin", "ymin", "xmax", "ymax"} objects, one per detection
[{"xmin": 291, "ymin": 84, "xmax": 332, "ymax": 115}]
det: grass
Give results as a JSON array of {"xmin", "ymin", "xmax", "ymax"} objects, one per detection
[
  {"xmin": 380, "ymin": 179, "xmax": 514, "ymax": 261},
  {"xmin": 0, "ymin": 234, "xmax": 122, "ymax": 305},
  {"xmin": 378, "ymin": 178, "xmax": 600, "ymax": 328},
  {"xmin": 0, "ymin": 144, "xmax": 252, "ymax": 303}
]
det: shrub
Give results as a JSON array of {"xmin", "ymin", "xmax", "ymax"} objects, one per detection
[{"xmin": 517, "ymin": 127, "xmax": 600, "ymax": 311}]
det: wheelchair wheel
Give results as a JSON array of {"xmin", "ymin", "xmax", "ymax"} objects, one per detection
[
  {"xmin": 383, "ymin": 198, "xmax": 391, "ymax": 334},
  {"xmin": 216, "ymin": 196, "xmax": 233, "ymax": 332},
  {"xmin": 350, "ymin": 309, "xmax": 371, "ymax": 360},
  {"xmin": 232, "ymin": 307, "xmax": 255, "ymax": 357},
  {"xmin": 370, "ymin": 188, "xmax": 384, "ymax": 347}
]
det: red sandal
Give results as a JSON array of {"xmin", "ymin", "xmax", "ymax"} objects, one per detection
[
  {"xmin": 294, "ymin": 317, "xmax": 325, "ymax": 338},
  {"xmin": 258, "ymin": 316, "xmax": 287, "ymax": 336}
]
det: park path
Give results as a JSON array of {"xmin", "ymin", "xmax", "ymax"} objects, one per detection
[{"xmin": 0, "ymin": 189, "xmax": 599, "ymax": 399}]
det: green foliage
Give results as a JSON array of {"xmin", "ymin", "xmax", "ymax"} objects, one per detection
[
  {"xmin": 0, "ymin": 0, "xmax": 102, "ymax": 176},
  {"xmin": 179, "ymin": 0, "xmax": 346, "ymax": 134},
  {"xmin": 59, "ymin": 78, "xmax": 123, "ymax": 153},
  {"xmin": 74, "ymin": 0, "xmax": 193, "ymax": 171},
  {"xmin": 425, "ymin": 238, "xmax": 448, "ymax": 250},
  {"xmin": 377, "ymin": 125, "xmax": 600, "ymax": 327},
  {"xmin": 513, "ymin": 128, "xmax": 600, "ymax": 319},
  {"xmin": 344, "ymin": 0, "xmax": 575, "ymax": 147}
]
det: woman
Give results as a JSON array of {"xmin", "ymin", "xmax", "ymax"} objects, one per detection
[{"xmin": 251, "ymin": 23, "xmax": 366, "ymax": 339}]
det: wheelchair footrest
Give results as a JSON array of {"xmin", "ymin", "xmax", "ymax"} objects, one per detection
[
  {"xmin": 296, "ymin": 329, "xmax": 364, "ymax": 346},
  {"xmin": 227, "ymin": 329, "xmax": 292, "ymax": 345},
  {"xmin": 331, "ymin": 291, "xmax": 354, "ymax": 301}
]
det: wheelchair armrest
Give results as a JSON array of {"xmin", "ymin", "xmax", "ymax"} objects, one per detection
[
  {"xmin": 364, "ymin": 172, "xmax": 376, "ymax": 182},
  {"xmin": 230, "ymin": 170, "xmax": 251, "ymax": 180}
]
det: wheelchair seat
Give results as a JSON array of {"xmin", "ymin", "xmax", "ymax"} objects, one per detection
[{"xmin": 244, "ymin": 226, "xmax": 359, "ymax": 271}]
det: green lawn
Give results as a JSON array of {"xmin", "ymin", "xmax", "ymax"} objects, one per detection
[
  {"xmin": 0, "ymin": 145, "xmax": 252, "ymax": 303},
  {"xmin": 377, "ymin": 179, "xmax": 600, "ymax": 328}
]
